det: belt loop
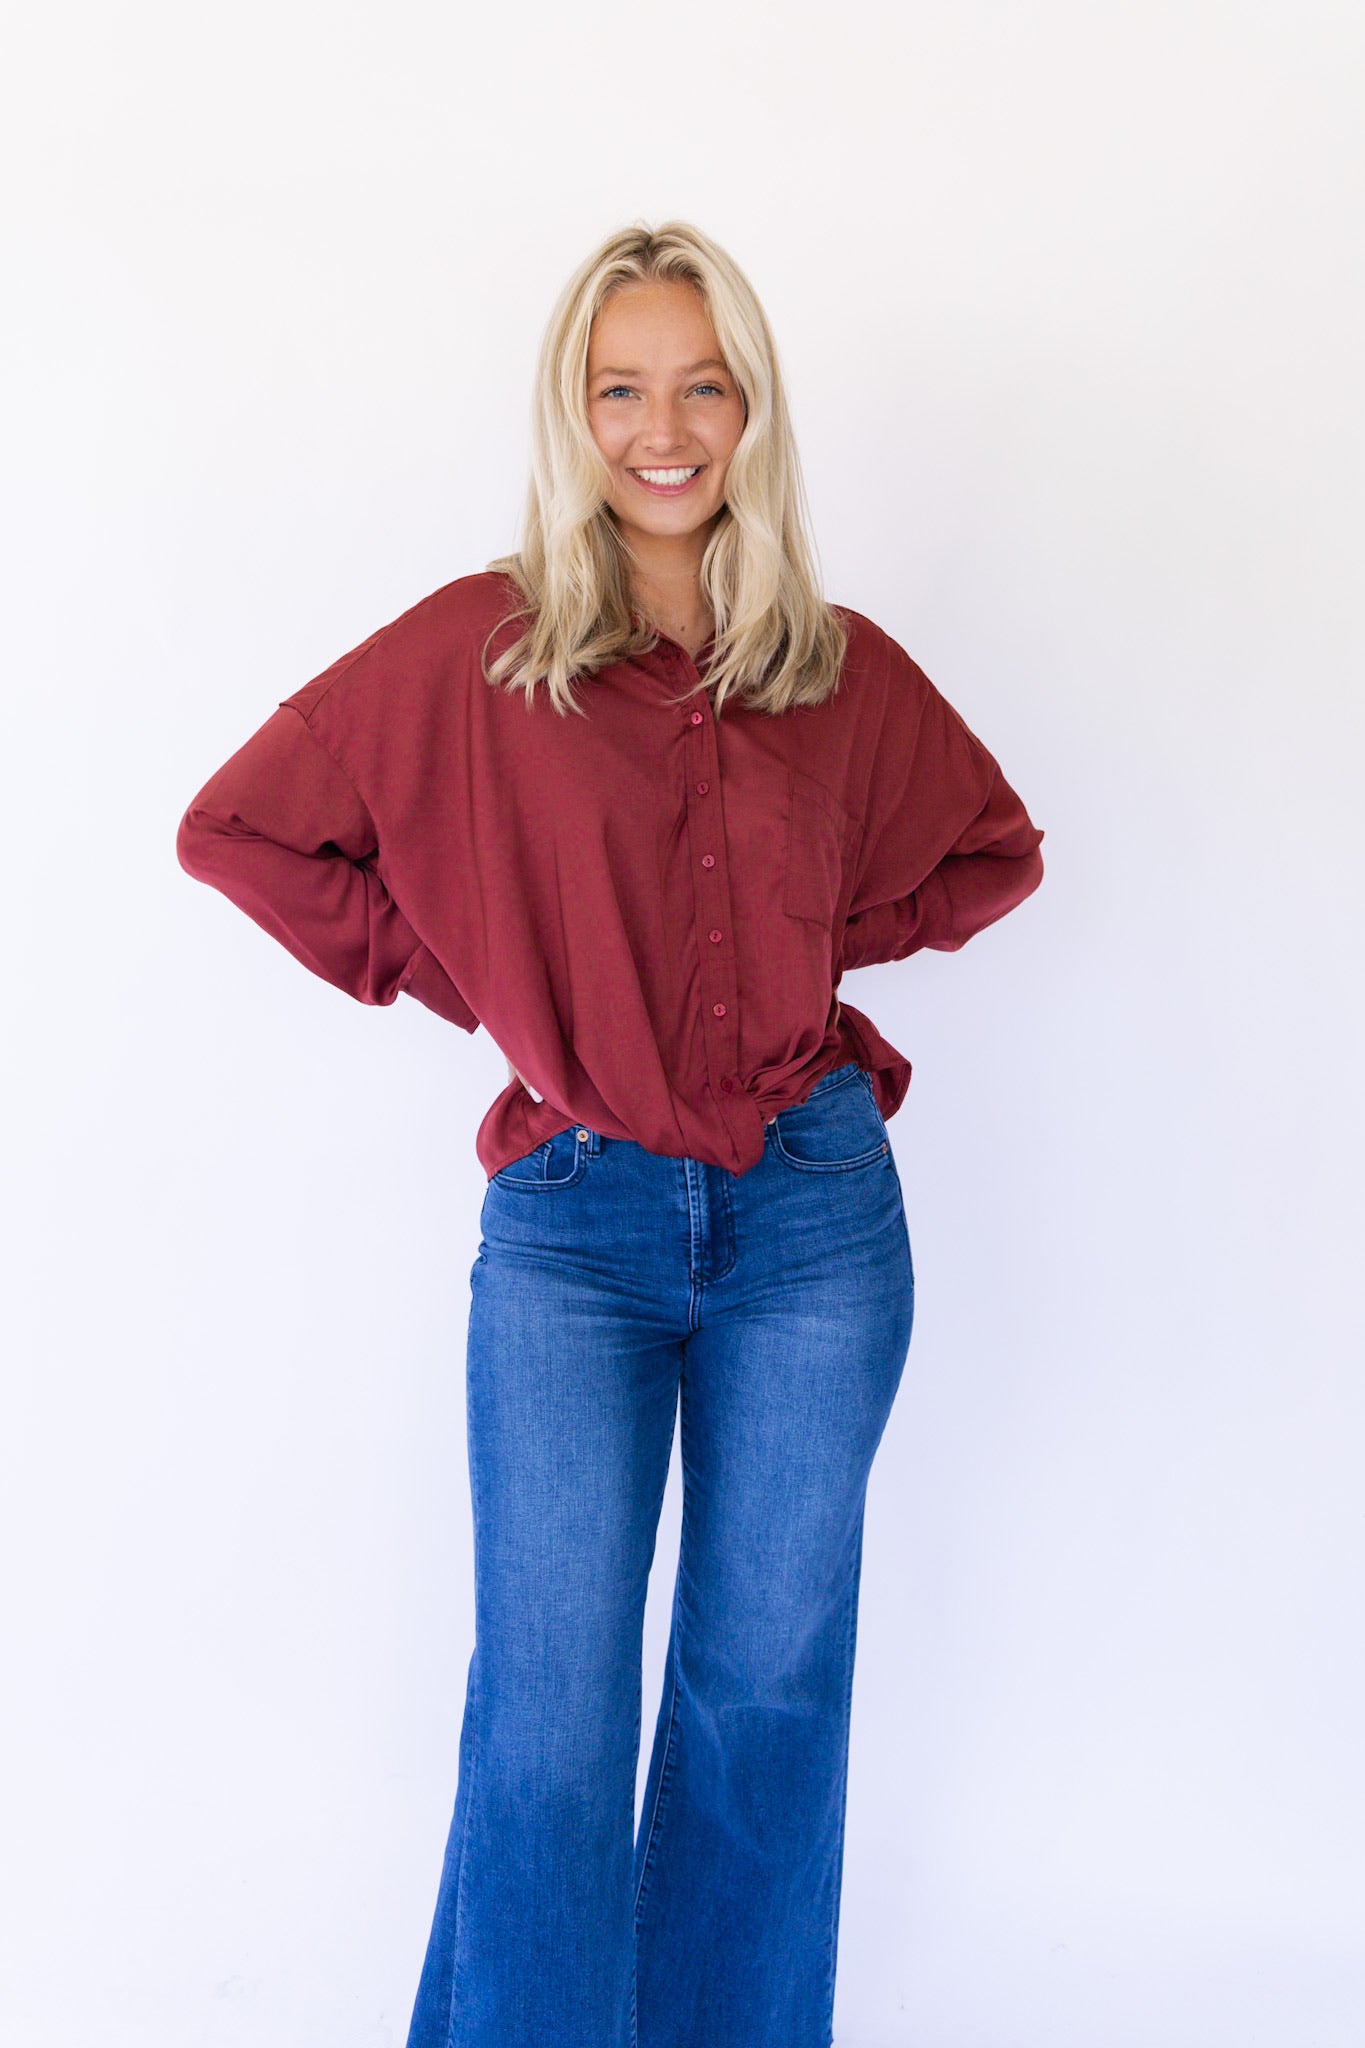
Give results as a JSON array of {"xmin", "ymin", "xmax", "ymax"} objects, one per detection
[{"xmin": 574, "ymin": 1125, "xmax": 601, "ymax": 1155}]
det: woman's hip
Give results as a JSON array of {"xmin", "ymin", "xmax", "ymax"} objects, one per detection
[{"xmin": 475, "ymin": 1061, "xmax": 913, "ymax": 1328}]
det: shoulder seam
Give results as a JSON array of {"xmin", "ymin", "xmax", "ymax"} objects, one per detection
[{"xmin": 278, "ymin": 699, "xmax": 375, "ymax": 821}]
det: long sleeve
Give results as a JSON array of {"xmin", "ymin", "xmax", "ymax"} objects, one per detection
[
  {"xmin": 176, "ymin": 701, "xmax": 479, "ymax": 1030},
  {"xmin": 840, "ymin": 666, "xmax": 1045, "ymax": 971}
]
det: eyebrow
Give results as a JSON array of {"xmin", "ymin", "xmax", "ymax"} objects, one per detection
[{"xmin": 591, "ymin": 358, "xmax": 729, "ymax": 379}]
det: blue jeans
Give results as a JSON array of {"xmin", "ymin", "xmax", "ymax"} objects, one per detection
[{"xmin": 405, "ymin": 1062, "xmax": 915, "ymax": 2048}]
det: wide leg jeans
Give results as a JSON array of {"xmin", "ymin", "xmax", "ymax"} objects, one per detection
[{"xmin": 404, "ymin": 1061, "xmax": 916, "ymax": 2048}]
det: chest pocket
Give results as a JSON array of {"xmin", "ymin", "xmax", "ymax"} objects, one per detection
[{"xmin": 783, "ymin": 766, "xmax": 864, "ymax": 928}]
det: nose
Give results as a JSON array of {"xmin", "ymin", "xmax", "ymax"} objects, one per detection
[{"xmin": 637, "ymin": 398, "xmax": 688, "ymax": 455}]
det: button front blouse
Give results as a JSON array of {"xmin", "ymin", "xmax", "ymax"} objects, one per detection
[{"xmin": 176, "ymin": 571, "xmax": 1045, "ymax": 1179}]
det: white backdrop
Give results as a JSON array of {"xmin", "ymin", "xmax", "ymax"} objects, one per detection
[{"xmin": 4, "ymin": 4, "xmax": 1363, "ymax": 2044}]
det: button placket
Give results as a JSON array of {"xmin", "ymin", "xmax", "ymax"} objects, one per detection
[{"xmin": 679, "ymin": 683, "xmax": 749, "ymax": 1141}]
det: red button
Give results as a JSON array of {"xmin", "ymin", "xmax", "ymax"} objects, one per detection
[
  {"xmin": 712, "ymin": 1002, "xmax": 727, "ymax": 1018},
  {"xmin": 696, "ymin": 780, "xmax": 709, "ymax": 794},
  {"xmin": 701, "ymin": 853, "xmax": 715, "ymax": 868},
  {"xmin": 719, "ymin": 1076, "xmax": 734, "ymax": 1093},
  {"xmin": 708, "ymin": 928, "xmax": 722, "ymax": 943},
  {"xmin": 689, "ymin": 710, "xmax": 704, "ymax": 725}
]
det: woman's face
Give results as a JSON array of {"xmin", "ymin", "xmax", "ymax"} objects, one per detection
[{"xmin": 585, "ymin": 279, "xmax": 746, "ymax": 554}]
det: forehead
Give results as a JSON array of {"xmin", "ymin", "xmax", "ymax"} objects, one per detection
[{"xmin": 587, "ymin": 279, "xmax": 721, "ymax": 368}]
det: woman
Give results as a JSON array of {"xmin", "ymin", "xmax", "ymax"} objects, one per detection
[{"xmin": 177, "ymin": 219, "xmax": 1044, "ymax": 2048}]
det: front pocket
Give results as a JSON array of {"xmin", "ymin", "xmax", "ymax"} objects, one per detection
[
  {"xmin": 768, "ymin": 1066, "xmax": 891, "ymax": 1173},
  {"xmin": 491, "ymin": 1126, "xmax": 587, "ymax": 1191},
  {"xmin": 783, "ymin": 766, "xmax": 863, "ymax": 928}
]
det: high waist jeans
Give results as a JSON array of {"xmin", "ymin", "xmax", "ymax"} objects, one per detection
[{"xmin": 405, "ymin": 1061, "xmax": 915, "ymax": 2048}]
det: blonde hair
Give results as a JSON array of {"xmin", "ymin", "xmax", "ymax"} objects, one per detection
[{"xmin": 483, "ymin": 219, "xmax": 848, "ymax": 719}]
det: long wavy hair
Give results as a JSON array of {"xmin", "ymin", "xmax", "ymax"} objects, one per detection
[{"xmin": 483, "ymin": 220, "xmax": 848, "ymax": 719}]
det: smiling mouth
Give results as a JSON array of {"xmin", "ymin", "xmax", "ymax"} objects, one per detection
[{"xmin": 629, "ymin": 465, "xmax": 705, "ymax": 493}]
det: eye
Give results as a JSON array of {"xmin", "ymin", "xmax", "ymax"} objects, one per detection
[
  {"xmin": 692, "ymin": 382, "xmax": 725, "ymax": 397},
  {"xmin": 599, "ymin": 385, "xmax": 634, "ymax": 399}
]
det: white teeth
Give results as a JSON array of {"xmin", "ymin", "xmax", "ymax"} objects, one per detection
[{"xmin": 635, "ymin": 467, "xmax": 701, "ymax": 485}]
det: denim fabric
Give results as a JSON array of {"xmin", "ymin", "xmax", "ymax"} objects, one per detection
[{"xmin": 405, "ymin": 1061, "xmax": 915, "ymax": 2048}]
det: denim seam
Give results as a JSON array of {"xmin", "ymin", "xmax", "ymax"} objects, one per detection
[
  {"xmin": 632, "ymin": 1615, "xmax": 682, "ymax": 1929},
  {"xmin": 632, "ymin": 1376, "xmax": 691, "ymax": 1937},
  {"xmin": 444, "ymin": 1357, "xmax": 486, "ymax": 2047},
  {"xmin": 712, "ymin": 1165, "xmax": 738, "ymax": 1281},
  {"xmin": 771, "ymin": 1129, "xmax": 890, "ymax": 1174},
  {"xmin": 681, "ymin": 1158, "xmax": 705, "ymax": 1331},
  {"xmin": 897, "ymin": 1181, "xmax": 915, "ymax": 1291},
  {"xmin": 490, "ymin": 1148, "xmax": 587, "ymax": 1192},
  {"xmin": 824, "ymin": 1513, "xmax": 864, "ymax": 2042},
  {"xmin": 816, "ymin": 1062, "xmax": 864, "ymax": 1095},
  {"xmin": 773, "ymin": 1147, "xmax": 889, "ymax": 1176},
  {"xmin": 628, "ymin": 1676, "xmax": 643, "ymax": 2048},
  {"xmin": 444, "ymin": 1652, "xmax": 479, "ymax": 2048}
]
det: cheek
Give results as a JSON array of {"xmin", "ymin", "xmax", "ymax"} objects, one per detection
[
  {"xmin": 589, "ymin": 414, "xmax": 629, "ymax": 463},
  {"xmin": 707, "ymin": 407, "xmax": 746, "ymax": 462}
]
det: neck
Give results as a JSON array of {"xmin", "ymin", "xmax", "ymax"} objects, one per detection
[{"xmin": 624, "ymin": 525, "xmax": 714, "ymax": 645}]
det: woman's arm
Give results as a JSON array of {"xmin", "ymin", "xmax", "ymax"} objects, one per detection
[
  {"xmin": 840, "ymin": 669, "xmax": 1045, "ymax": 972},
  {"xmin": 176, "ymin": 701, "xmax": 478, "ymax": 1029}
]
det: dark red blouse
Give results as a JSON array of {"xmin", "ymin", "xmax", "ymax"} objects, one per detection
[{"xmin": 176, "ymin": 571, "xmax": 1045, "ymax": 1179}]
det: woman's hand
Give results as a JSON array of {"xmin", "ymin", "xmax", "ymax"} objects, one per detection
[{"xmin": 506, "ymin": 1055, "xmax": 543, "ymax": 1101}]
